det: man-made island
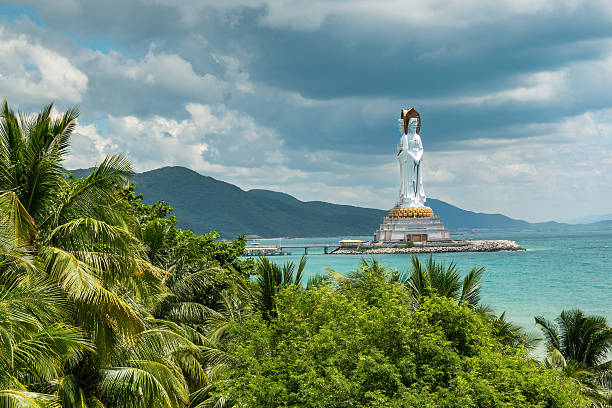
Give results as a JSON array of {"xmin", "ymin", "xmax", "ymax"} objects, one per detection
[
  {"xmin": 332, "ymin": 239, "xmax": 525, "ymax": 254},
  {"xmin": 366, "ymin": 108, "xmax": 525, "ymax": 255}
]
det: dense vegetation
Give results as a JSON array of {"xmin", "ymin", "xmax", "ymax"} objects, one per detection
[
  {"xmin": 0, "ymin": 101, "xmax": 610, "ymax": 407},
  {"xmin": 219, "ymin": 271, "xmax": 581, "ymax": 407}
]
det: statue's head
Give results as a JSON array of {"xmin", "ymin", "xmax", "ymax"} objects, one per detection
[
  {"xmin": 400, "ymin": 107, "xmax": 421, "ymax": 135},
  {"xmin": 398, "ymin": 117, "xmax": 418, "ymax": 135},
  {"xmin": 407, "ymin": 118, "xmax": 418, "ymax": 134},
  {"xmin": 397, "ymin": 118, "xmax": 405, "ymax": 135}
]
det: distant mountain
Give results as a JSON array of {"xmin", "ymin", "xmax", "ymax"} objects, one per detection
[
  {"xmin": 68, "ymin": 166, "xmax": 611, "ymax": 238},
  {"xmin": 568, "ymin": 213, "xmax": 612, "ymax": 224}
]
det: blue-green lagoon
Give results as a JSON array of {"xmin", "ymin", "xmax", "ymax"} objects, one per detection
[{"xmin": 246, "ymin": 230, "xmax": 612, "ymax": 337}]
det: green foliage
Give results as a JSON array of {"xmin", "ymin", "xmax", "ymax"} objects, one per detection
[
  {"xmin": 536, "ymin": 310, "xmax": 612, "ymax": 405},
  {"xmin": 119, "ymin": 184, "xmax": 252, "ymax": 275},
  {"xmin": 253, "ymin": 256, "xmax": 306, "ymax": 319},
  {"xmin": 0, "ymin": 101, "xmax": 253, "ymax": 408},
  {"xmin": 399, "ymin": 255, "xmax": 485, "ymax": 308},
  {"xmin": 217, "ymin": 269, "xmax": 585, "ymax": 407}
]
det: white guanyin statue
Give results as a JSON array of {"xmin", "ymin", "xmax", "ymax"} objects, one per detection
[{"xmin": 397, "ymin": 115, "xmax": 426, "ymax": 208}]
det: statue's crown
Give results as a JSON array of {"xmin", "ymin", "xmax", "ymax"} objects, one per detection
[{"xmin": 400, "ymin": 107, "xmax": 420, "ymax": 135}]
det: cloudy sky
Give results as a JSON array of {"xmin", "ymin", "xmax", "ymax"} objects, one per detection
[{"xmin": 1, "ymin": 0, "xmax": 611, "ymax": 222}]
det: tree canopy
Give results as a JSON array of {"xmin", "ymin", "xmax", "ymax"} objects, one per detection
[{"xmin": 217, "ymin": 266, "xmax": 585, "ymax": 407}]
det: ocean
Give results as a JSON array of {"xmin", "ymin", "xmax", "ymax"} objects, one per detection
[{"xmin": 245, "ymin": 230, "xmax": 612, "ymax": 343}]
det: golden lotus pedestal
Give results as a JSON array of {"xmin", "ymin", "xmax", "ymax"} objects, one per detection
[
  {"xmin": 374, "ymin": 206, "xmax": 450, "ymax": 243},
  {"xmin": 388, "ymin": 206, "xmax": 434, "ymax": 219}
]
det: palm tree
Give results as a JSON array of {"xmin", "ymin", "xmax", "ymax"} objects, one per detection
[
  {"xmin": 473, "ymin": 306, "xmax": 539, "ymax": 349},
  {"xmin": 254, "ymin": 256, "xmax": 307, "ymax": 319},
  {"xmin": 0, "ymin": 189, "xmax": 92, "ymax": 406},
  {"xmin": 0, "ymin": 100, "xmax": 186, "ymax": 406},
  {"xmin": 402, "ymin": 255, "xmax": 485, "ymax": 308},
  {"xmin": 1, "ymin": 100, "xmax": 160, "ymax": 340},
  {"xmin": 536, "ymin": 309, "xmax": 612, "ymax": 405},
  {"xmin": 326, "ymin": 255, "xmax": 483, "ymax": 309},
  {"xmin": 185, "ymin": 288, "xmax": 248, "ymax": 408}
]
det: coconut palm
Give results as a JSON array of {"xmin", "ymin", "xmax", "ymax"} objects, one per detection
[
  {"xmin": 0, "ymin": 189, "xmax": 91, "ymax": 406},
  {"xmin": 536, "ymin": 309, "xmax": 612, "ymax": 406},
  {"xmin": 473, "ymin": 306, "xmax": 540, "ymax": 349},
  {"xmin": 326, "ymin": 257, "xmax": 387, "ymax": 285},
  {"xmin": 185, "ymin": 289, "xmax": 248, "ymax": 408},
  {"xmin": 0, "ymin": 100, "xmax": 163, "ymax": 342},
  {"xmin": 0, "ymin": 101, "xmax": 187, "ymax": 406},
  {"xmin": 254, "ymin": 256, "xmax": 306, "ymax": 319},
  {"xmin": 535, "ymin": 310, "xmax": 612, "ymax": 367},
  {"xmin": 401, "ymin": 255, "xmax": 485, "ymax": 308}
]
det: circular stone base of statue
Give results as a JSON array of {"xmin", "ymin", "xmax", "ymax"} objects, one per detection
[{"xmin": 388, "ymin": 207, "xmax": 434, "ymax": 218}]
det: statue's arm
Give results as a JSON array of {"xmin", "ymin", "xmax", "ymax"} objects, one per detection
[
  {"xmin": 413, "ymin": 149, "xmax": 423, "ymax": 161},
  {"xmin": 406, "ymin": 146, "xmax": 423, "ymax": 162},
  {"xmin": 413, "ymin": 138, "xmax": 424, "ymax": 161}
]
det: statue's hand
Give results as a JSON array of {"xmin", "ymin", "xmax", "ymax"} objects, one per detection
[{"xmin": 407, "ymin": 149, "xmax": 422, "ymax": 162}]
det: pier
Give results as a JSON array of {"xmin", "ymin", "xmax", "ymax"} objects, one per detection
[{"xmin": 244, "ymin": 243, "xmax": 340, "ymax": 256}]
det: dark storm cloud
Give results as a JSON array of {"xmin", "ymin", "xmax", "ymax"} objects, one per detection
[
  {"xmin": 211, "ymin": 8, "xmax": 612, "ymax": 151},
  {"xmin": 13, "ymin": 0, "xmax": 612, "ymax": 152}
]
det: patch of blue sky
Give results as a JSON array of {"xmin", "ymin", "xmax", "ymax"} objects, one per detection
[
  {"xmin": 0, "ymin": 3, "xmax": 41, "ymax": 25},
  {"xmin": 72, "ymin": 35, "xmax": 122, "ymax": 54},
  {"xmin": 86, "ymin": 116, "xmax": 109, "ymax": 134},
  {"xmin": 0, "ymin": 3, "xmax": 120, "ymax": 53}
]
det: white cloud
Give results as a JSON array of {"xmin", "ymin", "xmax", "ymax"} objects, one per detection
[
  {"xmin": 0, "ymin": 27, "xmax": 88, "ymax": 103},
  {"xmin": 452, "ymin": 70, "xmax": 568, "ymax": 105},
  {"xmin": 421, "ymin": 110, "xmax": 612, "ymax": 221},
  {"xmin": 3, "ymin": 3, "xmax": 612, "ymax": 223},
  {"xmin": 68, "ymin": 103, "xmax": 292, "ymax": 178},
  {"xmin": 66, "ymin": 122, "xmax": 116, "ymax": 169},
  {"xmin": 86, "ymin": 49, "xmax": 227, "ymax": 102},
  {"xmin": 212, "ymin": 53, "xmax": 255, "ymax": 94}
]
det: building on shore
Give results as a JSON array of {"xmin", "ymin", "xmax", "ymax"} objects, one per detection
[
  {"xmin": 374, "ymin": 108, "xmax": 450, "ymax": 243},
  {"xmin": 339, "ymin": 239, "xmax": 366, "ymax": 248}
]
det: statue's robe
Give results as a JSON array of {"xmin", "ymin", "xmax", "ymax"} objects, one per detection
[{"xmin": 398, "ymin": 133, "xmax": 426, "ymax": 207}]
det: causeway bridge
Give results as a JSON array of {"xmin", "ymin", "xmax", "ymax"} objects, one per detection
[
  {"xmin": 280, "ymin": 243, "xmax": 340, "ymax": 255},
  {"xmin": 244, "ymin": 243, "xmax": 341, "ymax": 256}
]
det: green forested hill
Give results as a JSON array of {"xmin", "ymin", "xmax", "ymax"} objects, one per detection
[
  {"xmin": 130, "ymin": 166, "xmax": 535, "ymax": 237},
  {"xmin": 129, "ymin": 167, "xmax": 391, "ymax": 238},
  {"xmin": 69, "ymin": 166, "xmax": 609, "ymax": 238}
]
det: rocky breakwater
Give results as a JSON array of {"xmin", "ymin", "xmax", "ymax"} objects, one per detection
[{"xmin": 333, "ymin": 240, "xmax": 525, "ymax": 254}]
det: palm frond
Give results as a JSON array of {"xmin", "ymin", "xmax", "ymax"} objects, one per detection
[
  {"xmin": 41, "ymin": 246, "xmax": 144, "ymax": 340},
  {"xmin": 0, "ymin": 390, "xmax": 60, "ymax": 408},
  {"xmin": 459, "ymin": 266, "xmax": 485, "ymax": 306},
  {"xmin": 98, "ymin": 362, "xmax": 187, "ymax": 408},
  {"xmin": 535, "ymin": 315, "xmax": 561, "ymax": 352}
]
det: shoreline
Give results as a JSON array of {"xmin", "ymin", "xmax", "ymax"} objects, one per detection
[{"xmin": 332, "ymin": 240, "xmax": 525, "ymax": 254}]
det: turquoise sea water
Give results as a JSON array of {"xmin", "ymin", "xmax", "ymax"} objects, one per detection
[{"xmin": 246, "ymin": 230, "xmax": 612, "ymax": 337}]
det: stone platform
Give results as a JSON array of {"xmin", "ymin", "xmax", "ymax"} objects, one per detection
[
  {"xmin": 374, "ymin": 207, "xmax": 450, "ymax": 242},
  {"xmin": 333, "ymin": 240, "xmax": 525, "ymax": 254}
]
